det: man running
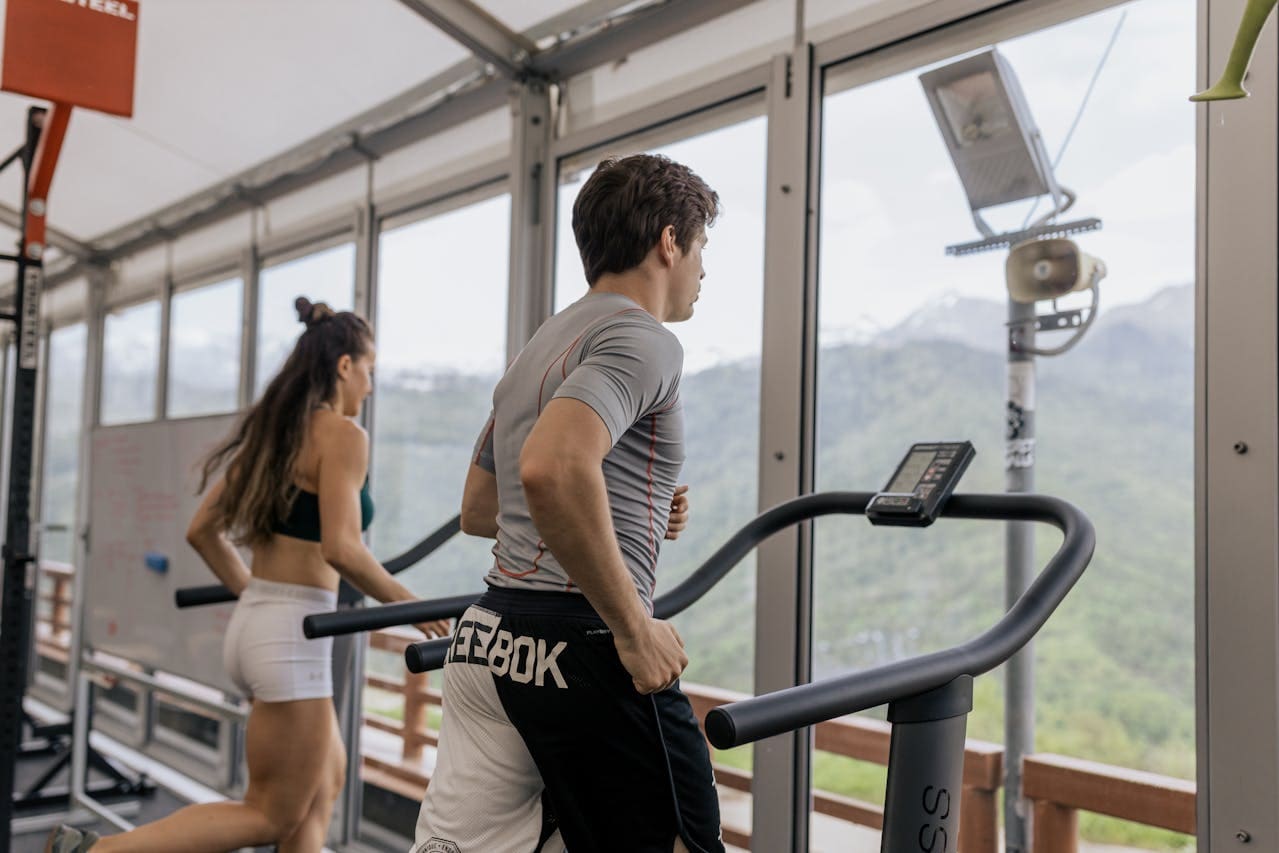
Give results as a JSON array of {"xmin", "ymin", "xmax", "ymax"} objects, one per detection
[{"xmin": 414, "ymin": 153, "xmax": 723, "ymax": 853}]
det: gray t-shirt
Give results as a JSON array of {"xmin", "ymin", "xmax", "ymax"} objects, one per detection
[{"xmin": 473, "ymin": 292, "xmax": 685, "ymax": 610}]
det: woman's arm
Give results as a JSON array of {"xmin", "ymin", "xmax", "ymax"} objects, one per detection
[
  {"xmin": 186, "ymin": 477, "xmax": 252, "ymax": 596},
  {"xmin": 317, "ymin": 417, "xmax": 448, "ymax": 637}
]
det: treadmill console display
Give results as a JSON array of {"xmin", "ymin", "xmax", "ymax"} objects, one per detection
[{"xmin": 866, "ymin": 441, "xmax": 975, "ymax": 527}]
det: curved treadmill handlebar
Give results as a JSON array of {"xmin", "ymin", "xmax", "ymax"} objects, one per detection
[
  {"xmin": 704, "ymin": 493, "xmax": 1094, "ymax": 749},
  {"xmin": 401, "ymin": 492, "xmax": 881, "ymax": 673},
  {"xmin": 173, "ymin": 514, "xmax": 463, "ymax": 608}
]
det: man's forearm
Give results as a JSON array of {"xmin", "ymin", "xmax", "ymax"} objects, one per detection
[{"xmin": 525, "ymin": 463, "xmax": 648, "ymax": 639}]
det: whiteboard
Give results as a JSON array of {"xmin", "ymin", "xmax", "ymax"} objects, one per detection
[{"xmin": 84, "ymin": 414, "xmax": 242, "ymax": 694}]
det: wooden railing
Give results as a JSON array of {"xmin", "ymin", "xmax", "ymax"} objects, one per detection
[
  {"xmin": 1024, "ymin": 753, "xmax": 1196, "ymax": 852},
  {"xmin": 359, "ymin": 628, "xmax": 1197, "ymax": 851},
  {"xmin": 34, "ymin": 560, "xmax": 75, "ymax": 665},
  {"xmin": 361, "ymin": 627, "xmax": 442, "ymax": 801}
]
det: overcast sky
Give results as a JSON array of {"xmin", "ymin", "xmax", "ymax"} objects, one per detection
[{"xmin": 171, "ymin": 0, "xmax": 1196, "ymax": 380}]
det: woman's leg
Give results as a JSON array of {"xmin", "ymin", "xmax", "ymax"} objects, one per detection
[
  {"xmin": 277, "ymin": 706, "xmax": 346, "ymax": 853},
  {"xmin": 90, "ymin": 697, "xmax": 333, "ymax": 853}
]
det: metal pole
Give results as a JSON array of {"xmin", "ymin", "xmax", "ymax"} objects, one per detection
[
  {"xmin": 1004, "ymin": 299, "xmax": 1036, "ymax": 852},
  {"xmin": 0, "ymin": 108, "xmax": 46, "ymax": 853},
  {"xmin": 0, "ymin": 107, "xmax": 47, "ymax": 853}
]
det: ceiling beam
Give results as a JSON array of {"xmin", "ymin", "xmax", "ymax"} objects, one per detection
[
  {"xmin": 93, "ymin": 71, "xmax": 509, "ymax": 264},
  {"xmin": 397, "ymin": 0, "xmax": 537, "ymax": 78},
  {"xmin": 529, "ymin": 0, "xmax": 759, "ymax": 81},
  {"xmin": 0, "ymin": 202, "xmax": 94, "ymax": 260},
  {"xmin": 71, "ymin": 0, "xmax": 763, "ymax": 269},
  {"xmin": 88, "ymin": 58, "xmax": 498, "ymax": 260}
]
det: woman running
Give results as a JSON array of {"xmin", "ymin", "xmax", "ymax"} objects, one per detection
[{"xmin": 47, "ymin": 297, "xmax": 448, "ymax": 853}]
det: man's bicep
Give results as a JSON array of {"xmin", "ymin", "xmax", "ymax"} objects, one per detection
[
  {"xmin": 523, "ymin": 398, "xmax": 614, "ymax": 470},
  {"xmin": 462, "ymin": 462, "xmax": 498, "ymax": 510},
  {"xmin": 460, "ymin": 461, "xmax": 499, "ymax": 537}
]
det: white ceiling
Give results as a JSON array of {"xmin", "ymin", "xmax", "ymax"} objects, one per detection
[{"xmin": 0, "ymin": 0, "xmax": 594, "ymax": 245}]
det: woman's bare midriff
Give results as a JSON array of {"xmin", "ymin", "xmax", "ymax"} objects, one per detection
[
  {"xmin": 249, "ymin": 412, "xmax": 343, "ymax": 593},
  {"xmin": 250, "ymin": 536, "xmax": 340, "ymax": 591}
]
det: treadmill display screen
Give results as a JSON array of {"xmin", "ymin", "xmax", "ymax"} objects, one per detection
[{"xmin": 888, "ymin": 450, "xmax": 937, "ymax": 494}]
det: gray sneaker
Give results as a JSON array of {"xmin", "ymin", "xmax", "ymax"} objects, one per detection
[{"xmin": 43, "ymin": 824, "xmax": 100, "ymax": 852}]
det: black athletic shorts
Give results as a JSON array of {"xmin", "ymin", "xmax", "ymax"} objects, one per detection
[{"xmin": 415, "ymin": 586, "xmax": 725, "ymax": 853}]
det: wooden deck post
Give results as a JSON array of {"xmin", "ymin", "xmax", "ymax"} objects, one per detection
[
  {"xmin": 402, "ymin": 669, "xmax": 429, "ymax": 762},
  {"xmin": 1033, "ymin": 799, "xmax": 1079, "ymax": 853},
  {"xmin": 960, "ymin": 786, "xmax": 999, "ymax": 853}
]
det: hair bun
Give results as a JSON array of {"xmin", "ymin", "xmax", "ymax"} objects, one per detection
[{"xmin": 295, "ymin": 296, "xmax": 335, "ymax": 328}]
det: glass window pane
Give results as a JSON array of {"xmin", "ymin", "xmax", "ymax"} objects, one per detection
[
  {"xmin": 101, "ymin": 300, "xmax": 161, "ymax": 426},
  {"xmin": 359, "ymin": 194, "xmax": 510, "ymax": 845},
  {"xmin": 555, "ymin": 116, "xmax": 766, "ymax": 839},
  {"xmin": 168, "ymin": 278, "xmax": 243, "ymax": 418},
  {"xmin": 813, "ymin": 0, "xmax": 1195, "ymax": 847},
  {"xmin": 256, "ymin": 242, "xmax": 355, "ymax": 397},
  {"xmin": 557, "ymin": 117, "xmax": 766, "ymax": 686},
  {"xmin": 41, "ymin": 324, "xmax": 86, "ymax": 564},
  {"xmin": 370, "ymin": 194, "xmax": 511, "ymax": 586}
]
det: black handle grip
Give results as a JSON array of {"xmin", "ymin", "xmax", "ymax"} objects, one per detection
[
  {"xmin": 174, "ymin": 585, "xmax": 236, "ymax": 608},
  {"xmin": 303, "ymin": 593, "xmax": 479, "ymax": 639},
  {"xmin": 405, "ymin": 637, "xmax": 452, "ymax": 672}
]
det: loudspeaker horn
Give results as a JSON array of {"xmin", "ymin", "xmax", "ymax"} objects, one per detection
[{"xmin": 1006, "ymin": 238, "xmax": 1106, "ymax": 304}]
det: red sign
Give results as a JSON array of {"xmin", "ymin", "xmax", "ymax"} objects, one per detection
[{"xmin": 2, "ymin": 0, "xmax": 139, "ymax": 117}]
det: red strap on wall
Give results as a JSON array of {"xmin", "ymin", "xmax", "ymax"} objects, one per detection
[{"xmin": 2, "ymin": 0, "xmax": 140, "ymax": 118}]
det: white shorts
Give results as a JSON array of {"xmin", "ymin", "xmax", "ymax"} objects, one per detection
[{"xmin": 222, "ymin": 578, "xmax": 337, "ymax": 703}]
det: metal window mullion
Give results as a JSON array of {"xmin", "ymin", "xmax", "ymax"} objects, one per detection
[
  {"xmin": 333, "ymin": 196, "xmax": 377, "ymax": 849},
  {"xmin": 239, "ymin": 247, "xmax": 259, "ymax": 409},
  {"xmin": 507, "ymin": 82, "xmax": 554, "ymax": 358},
  {"xmin": 752, "ymin": 45, "xmax": 818, "ymax": 853},
  {"xmin": 1198, "ymin": 0, "xmax": 1279, "ymax": 847},
  {"xmin": 360, "ymin": 201, "xmax": 381, "ymax": 528},
  {"xmin": 156, "ymin": 276, "xmax": 172, "ymax": 420},
  {"xmin": 87, "ymin": 272, "xmax": 106, "ymax": 431},
  {"xmin": 1192, "ymin": 1, "xmax": 1209, "ymax": 846},
  {"xmin": 353, "ymin": 204, "xmax": 374, "ymax": 374},
  {"xmin": 65, "ymin": 268, "xmax": 109, "ymax": 715}
]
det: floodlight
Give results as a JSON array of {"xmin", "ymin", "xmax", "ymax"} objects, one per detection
[{"xmin": 920, "ymin": 49, "xmax": 1065, "ymax": 236}]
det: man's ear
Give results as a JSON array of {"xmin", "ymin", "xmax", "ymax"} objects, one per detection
[{"xmin": 658, "ymin": 224, "xmax": 679, "ymax": 267}]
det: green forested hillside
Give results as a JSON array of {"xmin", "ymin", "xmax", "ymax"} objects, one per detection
[
  {"xmin": 41, "ymin": 283, "xmax": 1193, "ymax": 846},
  {"xmin": 369, "ymin": 285, "xmax": 1194, "ymax": 848}
]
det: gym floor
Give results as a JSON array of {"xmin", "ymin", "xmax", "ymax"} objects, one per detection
[{"xmin": 9, "ymin": 729, "xmax": 277, "ymax": 853}]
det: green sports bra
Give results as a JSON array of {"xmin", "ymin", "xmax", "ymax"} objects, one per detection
[{"xmin": 273, "ymin": 479, "xmax": 374, "ymax": 542}]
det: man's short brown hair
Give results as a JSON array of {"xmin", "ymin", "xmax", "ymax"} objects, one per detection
[{"xmin": 571, "ymin": 154, "xmax": 720, "ymax": 286}]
